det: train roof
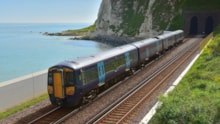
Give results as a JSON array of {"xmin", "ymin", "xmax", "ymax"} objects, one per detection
[
  {"xmin": 52, "ymin": 44, "xmax": 137, "ymax": 70},
  {"xmin": 173, "ymin": 30, "xmax": 184, "ymax": 33},
  {"xmin": 156, "ymin": 32, "xmax": 173, "ymax": 39},
  {"xmin": 131, "ymin": 38, "xmax": 158, "ymax": 48},
  {"xmin": 156, "ymin": 30, "xmax": 183, "ymax": 39},
  {"xmin": 170, "ymin": 30, "xmax": 184, "ymax": 35}
]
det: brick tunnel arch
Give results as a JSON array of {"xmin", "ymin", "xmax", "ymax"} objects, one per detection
[
  {"xmin": 190, "ymin": 16, "xmax": 198, "ymax": 35},
  {"xmin": 205, "ymin": 16, "xmax": 214, "ymax": 34}
]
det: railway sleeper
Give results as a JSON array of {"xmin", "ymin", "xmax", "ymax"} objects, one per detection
[
  {"xmin": 101, "ymin": 119, "xmax": 118, "ymax": 123},
  {"xmin": 105, "ymin": 117, "xmax": 120, "ymax": 121}
]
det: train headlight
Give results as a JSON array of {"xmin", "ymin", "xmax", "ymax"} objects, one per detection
[
  {"xmin": 48, "ymin": 86, "xmax": 53, "ymax": 94},
  {"xmin": 66, "ymin": 86, "xmax": 75, "ymax": 95}
]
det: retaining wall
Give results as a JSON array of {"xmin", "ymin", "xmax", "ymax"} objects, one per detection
[{"xmin": 0, "ymin": 70, "xmax": 48, "ymax": 112}]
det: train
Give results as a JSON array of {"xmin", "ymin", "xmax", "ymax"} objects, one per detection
[{"xmin": 47, "ymin": 30, "xmax": 184, "ymax": 107}]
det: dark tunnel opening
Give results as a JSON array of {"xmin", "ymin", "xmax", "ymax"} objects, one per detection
[
  {"xmin": 205, "ymin": 16, "xmax": 214, "ymax": 34},
  {"xmin": 190, "ymin": 16, "xmax": 198, "ymax": 35}
]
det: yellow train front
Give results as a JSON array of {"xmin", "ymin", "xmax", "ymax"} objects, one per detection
[{"xmin": 47, "ymin": 65, "xmax": 82, "ymax": 106}]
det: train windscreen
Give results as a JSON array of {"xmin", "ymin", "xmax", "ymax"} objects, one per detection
[{"xmin": 48, "ymin": 67, "xmax": 75, "ymax": 99}]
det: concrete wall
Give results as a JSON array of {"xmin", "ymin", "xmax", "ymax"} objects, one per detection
[{"xmin": 0, "ymin": 70, "xmax": 48, "ymax": 112}]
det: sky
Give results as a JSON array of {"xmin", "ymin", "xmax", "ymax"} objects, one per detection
[{"xmin": 0, "ymin": 0, "xmax": 102, "ymax": 23}]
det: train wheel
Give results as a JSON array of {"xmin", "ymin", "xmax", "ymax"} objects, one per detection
[{"xmin": 83, "ymin": 89, "xmax": 99, "ymax": 104}]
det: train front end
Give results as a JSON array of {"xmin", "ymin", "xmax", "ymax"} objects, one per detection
[{"xmin": 47, "ymin": 66, "xmax": 80, "ymax": 107}]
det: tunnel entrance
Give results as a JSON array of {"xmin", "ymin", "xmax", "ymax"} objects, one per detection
[
  {"xmin": 205, "ymin": 16, "xmax": 214, "ymax": 34},
  {"xmin": 190, "ymin": 16, "xmax": 198, "ymax": 35},
  {"xmin": 184, "ymin": 11, "xmax": 220, "ymax": 35}
]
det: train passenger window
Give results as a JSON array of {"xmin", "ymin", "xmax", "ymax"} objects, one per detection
[
  {"xmin": 82, "ymin": 66, "xmax": 98, "ymax": 85},
  {"xmin": 105, "ymin": 59, "xmax": 114, "ymax": 73}
]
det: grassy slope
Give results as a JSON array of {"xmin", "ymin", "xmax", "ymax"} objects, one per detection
[
  {"xmin": 0, "ymin": 94, "xmax": 48, "ymax": 119},
  {"xmin": 63, "ymin": 24, "xmax": 95, "ymax": 36},
  {"xmin": 46, "ymin": 24, "xmax": 96, "ymax": 36},
  {"xmin": 149, "ymin": 27, "xmax": 220, "ymax": 124}
]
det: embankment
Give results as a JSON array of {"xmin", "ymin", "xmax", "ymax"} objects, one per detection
[{"xmin": 0, "ymin": 70, "xmax": 47, "ymax": 112}]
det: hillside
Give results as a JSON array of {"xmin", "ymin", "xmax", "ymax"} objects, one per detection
[{"xmin": 88, "ymin": 0, "xmax": 220, "ymax": 43}]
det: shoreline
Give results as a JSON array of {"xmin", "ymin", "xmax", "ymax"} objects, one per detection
[
  {"xmin": 42, "ymin": 23, "xmax": 143, "ymax": 46},
  {"xmin": 43, "ymin": 30, "xmax": 137, "ymax": 46}
]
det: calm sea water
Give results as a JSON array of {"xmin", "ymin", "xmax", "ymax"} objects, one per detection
[{"xmin": 0, "ymin": 23, "xmax": 111, "ymax": 82}]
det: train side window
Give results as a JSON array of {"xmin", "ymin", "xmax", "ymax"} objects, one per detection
[
  {"xmin": 105, "ymin": 58, "xmax": 114, "ymax": 73},
  {"xmin": 82, "ymin": 65, "xmax": 98, "ymax": 85}
]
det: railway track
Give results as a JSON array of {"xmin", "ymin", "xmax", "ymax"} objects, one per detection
[
  {"xmin": 28, "ymin": 106, "xmax": 76, "ymax": 124},
  {"xmin": 88, "ymin": 37, "xmax": 201, "ymax": 124}
]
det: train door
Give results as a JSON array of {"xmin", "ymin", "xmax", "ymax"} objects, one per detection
[
  {"xmin": 125, "ymin": 52, "xmax": 131, "ymax": 71},
  {"xmin": 146, "ymin": 48, "xmax": 150, "ymax": 60},
  {"xmin": 53, "ymin": 70, "xmax": 64, "ymax": 98},
  {"xmin": 156, "ymin": 41, "xmax": 160, "ymax": 54},
  {"xmin": 97, "ymin": 62, "xmax": 105, "ymax": 86}
]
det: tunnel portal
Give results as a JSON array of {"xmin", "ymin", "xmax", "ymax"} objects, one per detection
[
  {"xmin": 190, "ymin": 16, "xmax": 198, "ymax": 35},
  {"xmin": 205, "ymin": 16, "xmax": 214, "ymax": 34},
  {"xmin": 184, "ymin": 11, "xmax": 220, "ymax": 35}
]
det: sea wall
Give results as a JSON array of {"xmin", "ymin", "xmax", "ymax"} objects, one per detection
[{"xmin": 0, "ymin": 70, "xmax": 47, "ymax": 112}]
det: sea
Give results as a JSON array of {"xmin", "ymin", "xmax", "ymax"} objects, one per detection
[{"xmin": 0, "ymin": 23, "xmax": 111, "ymax": 83}]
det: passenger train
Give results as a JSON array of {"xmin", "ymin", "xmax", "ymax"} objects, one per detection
[{"xmin": 47, "ymin": 30, "xmax": 184, "ymax": 106}]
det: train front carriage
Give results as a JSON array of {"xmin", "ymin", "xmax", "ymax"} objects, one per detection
[
  {"xmin": 48, "ymin": 66, "xmax": 81, "ymax": 106},
  {"xmin": 47, "ymin": 44, "xmax": 139, "ymax": 107}
]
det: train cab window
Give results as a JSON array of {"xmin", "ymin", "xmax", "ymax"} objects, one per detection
[
  {"xmin": 65, "ymin": 72, "xmax": 74, "ymax": 86},
  {"xmin": 48, "ymin": 73, "xmax": 53, "ymax": 85}
]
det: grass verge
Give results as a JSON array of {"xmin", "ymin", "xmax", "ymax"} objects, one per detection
[
  {"xmin": 149, "ymin": 26, "xmax": 220, "ymax": 124},
  {"xmin": 0, "ymin": 94, "xmax": 48, "ymax": 119}
]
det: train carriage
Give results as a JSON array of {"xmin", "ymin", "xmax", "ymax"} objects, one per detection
[
  {"xmin": 156, "ymin": 30, "xmax": 184, "ymax": 50},
  {"xmin": 48, "ymin": 44, "xmax": 139, "ymax": 106},
  {"xmin": 172, "ymin": 30, "xmax": 184, "ymax": 44},
  {"xmin": 132, "ymin": 38, "xmax": 163, "ymax": 66},
  {"xmin": 156, "ymin": 32, "xmax": 175, "ymax": 50}
]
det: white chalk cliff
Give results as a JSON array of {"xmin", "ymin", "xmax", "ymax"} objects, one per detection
[{"xmin": 91, "ymin": 0, "xmax": 182, "ymax": 41}]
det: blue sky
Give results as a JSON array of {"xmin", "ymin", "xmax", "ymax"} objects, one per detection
[{"xmin": 0, "ymin": 0, "xmax": 102, "ymax": 23}]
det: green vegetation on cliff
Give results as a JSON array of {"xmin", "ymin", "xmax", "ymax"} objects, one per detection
[
  {"xmin": 107, "ymin": 0, "xmax": 149, "ymax": 37},
  {"xmin": 118, "ymin": 0, "xmax": 149, "ymax": 36},
  {"xmin": 150, "ymin": 27, "xmax": 220, "ymax": 124},
  {"xmin": 152, "ymin": 0, "xmax": 220, "ymax": 31},
  {"xmin": 183, "ymin": 0, "xmax": 220, "ymax": 10}
]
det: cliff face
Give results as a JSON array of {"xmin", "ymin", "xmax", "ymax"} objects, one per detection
[{"xmin": 92, "ymin": 0, "xmax": 183, "ymax": 41}]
